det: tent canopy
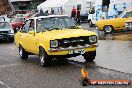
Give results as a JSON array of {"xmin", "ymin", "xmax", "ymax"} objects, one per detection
[{"xmin": 37, "ymin": 0, "xmax": 69, "ymax": 10}]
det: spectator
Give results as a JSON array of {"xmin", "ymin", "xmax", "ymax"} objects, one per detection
[
  {"xmin": 76, "ymin": 8, "xmax": 80, "ymax": 25},
  {"xmin": 71, "ymin": 6, "xmax": 76, "ymax": 22},
  {"xmin": 45, "ymin": 10, "xmax": 49, "ymax": 14},
  {"xmin": 51, "ymin": 8, "xmax": 54, "ymax": 14},
  {"xmin": 39, "ymin": 9, "xmax": 44, "ymax": 15}
]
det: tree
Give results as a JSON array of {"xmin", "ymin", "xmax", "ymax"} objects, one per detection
[{"xmin": 0, "ymin": 0, "xmax": 12, "ymax": 15}]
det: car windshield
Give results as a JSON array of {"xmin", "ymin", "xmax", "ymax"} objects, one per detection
[
  {"xmin": 36, "ymin": 16, "xmax": 77, "ymax": 32},
  {"xmin": 126, "ymin": 11, "xmax": 132, "ymax": 17},
  {"xmin": 0, "ymin": 17, "xmax": 5, "ymax": 21},
  {"xmin": 12, "ymin": 18, "xmax": 25, "ymax": 22},
  {"xmin": 0, "ymin": 22, "xmax": 10, "ymax": 29},
  {"xmin": 118, "ymin": 11, "xmax": 132, "ymax": 18}
]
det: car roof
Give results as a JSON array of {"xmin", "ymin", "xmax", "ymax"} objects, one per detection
[
  {"xmin": 28, "ymin": 15, "xmax": 68, "ymax": 20},
  {"xmin": 0, "ymin": 21, "xmax": 9, "ymax": 23},
  {"xmin": 14, "ymin": 17, "xmax": 25, "ymax": 18},
  {"xmin": 126, "ymin": 10, "xmax": 132, "ymax": 12}
]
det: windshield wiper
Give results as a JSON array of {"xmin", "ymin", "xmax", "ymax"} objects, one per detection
[
  {"xmin": 41, "ymin": 27, "xmax": 62, "ymax": 32},
  {"xmin": 42, "ymin": 28, "xmax": 48, "ymax": 32},
  {"xmin": 48, "ymin": 27, "xmax": 62, "ymax": 31}
]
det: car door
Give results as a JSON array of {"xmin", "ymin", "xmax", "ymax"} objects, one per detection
[
  {"xmin": 26, "ymin": 19, "xmax": 37, "ymax": 54},
  {"xmin": 19, "ymin": 20, "xmax": 31, "ymax": 51}
]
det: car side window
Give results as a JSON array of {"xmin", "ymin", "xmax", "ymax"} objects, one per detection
[
  {"xmin": 126, "ymin": 12, "xmax": 132, "ymax": 18},
  {"xmin": 20, "ymin": 20, "xmax": 31, "ymax": 33}
]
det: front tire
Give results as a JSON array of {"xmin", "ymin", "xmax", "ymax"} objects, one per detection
[
  {"xmin": 39, "ymin": 47, "xmax": 51, "ymax": 67},
  {"xmin": 19, "ymin": 45, "xmax": 28, "ymax": 60},
  {"xmin": 83, "ymin": 51, "xmax": 96, "ymax": 62},
  {"xmin": 104, "ymin": 25, "xmax": 114, "ymax": 34}
]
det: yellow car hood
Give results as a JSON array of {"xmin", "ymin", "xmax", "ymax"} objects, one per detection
[{"xmin": 42, "ymin": 29, "xmax": 97, "ymax": 40}]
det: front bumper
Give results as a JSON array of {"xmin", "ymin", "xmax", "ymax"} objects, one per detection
[
  {"xmin": 0, "ymin": 33, "xmax": 14, "ymax": 40},
  {"xmin": 48, "ymin": 44, "xmax": 98, "ymax": 52},
  {"xmin": 49, "ymin": 51, "xmax": 96, "ymax": 59},
  {"xmin": 47, "ymin": 43, "xmax": 98, "ymax": 55}
]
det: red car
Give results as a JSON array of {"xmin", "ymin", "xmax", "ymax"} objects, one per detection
[{"xmin": 11, "ymin": 17, "xmax": 25, "ymax": 33}]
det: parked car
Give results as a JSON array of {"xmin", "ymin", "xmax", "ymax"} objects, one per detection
[
  {"xmin": 96, "ymin": 10, "xmax": 132, "ymax": 34},
  {"xmin": 80, "ymin": 12, "xmax": 88, "ymax": 22},
  {"xmin": 15, "ymin": 15, "xmax": 98, "ymax": 67},
  {"xmin": 11, "ymin": 17, "xmax": 25, "ymax": 33},
  {"xmin": 0, "ymin": 16, "xmax": 10, "ymax": 23},
  {"xmin": 125, "ymin": 19, "xmax": 132, "ymax": 30},
  {"xmin": 0, "ymin": 22, "xmax": 14, "ymax": 42}
]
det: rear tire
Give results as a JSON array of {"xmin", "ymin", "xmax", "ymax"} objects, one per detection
[
  {"xmin": 89, "ymin": 20, "xmax": 93, "ymax": 27},
  {"xmin": 104, "ymin": 25, "xmax": 114, "ymax": 34},
  {"xmin": 83, "ymin": 51, "xmax": 96, "ymax": 62},
  {"xmin": 39, "ymin": 47, "xmax": 51, "ymax": 67},
  {"xmin": 19, "ymin": 45, "xmax": 28, "ymax": 60}
]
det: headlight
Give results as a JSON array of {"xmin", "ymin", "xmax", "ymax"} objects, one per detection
[
  {"xmin": 89, "ymin": 36, "xmax": 97, "ymax": 43},
  {"xmin": 50, "ymin": 40, "xmax": 58, "ymax": 48},
  {"xmin": 125, "ymin": 23, "xmax": 128, "ymax": 26},
  {"xmin": 8, "ymin": 29, "xmax": 14, "ymax": 34}
]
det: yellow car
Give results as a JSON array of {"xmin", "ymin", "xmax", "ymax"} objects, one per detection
[
  {"xmin": 15, "ymin": 15, "xmax": 98, "ymax": 67},
  {"xmin": 96, "ymin": 10, "xmax": 132, "ymax": 33}
]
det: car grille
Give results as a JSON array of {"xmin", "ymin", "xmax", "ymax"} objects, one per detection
[
  {"xmin": 57, "ymin": 36, "xmax": 97, "ymax": 48},
  {"xmin": 0, "ymin": 31, "xmax": 8, "ymax": 34}
]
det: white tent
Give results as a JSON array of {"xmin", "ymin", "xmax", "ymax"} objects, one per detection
[
  {"xmin": 37, "ymin": 0, "xmax": 94, "ymax": 16},
  {"xmin": 37, "ymin": 0, "xmax": 69, "ymax": 14}
]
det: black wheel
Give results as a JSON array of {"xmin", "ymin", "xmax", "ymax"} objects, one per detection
[
  {"xmin": 39, "ymin": 47, "xmax": 51, "ymax": 67},
  {"xmin": 80, "ymin": 78, "xmax": 90, "ymax": 86},
  {"xmin": 103, "ymin": 25, "xmax": 114, "ymax": 34},
  {"xmin": 19, "ymin": 45, "xmax": 28, "ymax": 60},
  {"xmin": 84, "ymin": 51, "xmax": 96, "ymax": 62},
  {"xmin": 89, "ymin": 20, "xmax": 93, "ymax": 27}
]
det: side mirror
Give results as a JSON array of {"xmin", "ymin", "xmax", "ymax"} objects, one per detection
[{"xmin": 29, "ymin": 31, "xmax": 34, "ymax": 34}]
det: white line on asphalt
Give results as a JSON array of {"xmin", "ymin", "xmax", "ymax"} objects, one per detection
[
  {"xmin": 0, "ymin": 81, "xmax": 9, "ymax": 88},
  {"xmin": 0, "ymin": 63, "xmax": 18, "ymax": 68}
]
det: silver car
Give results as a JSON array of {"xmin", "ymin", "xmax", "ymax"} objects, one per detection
[{"xmin": 0, "ymin": 22, "xmax": 14, "ymax": 42}]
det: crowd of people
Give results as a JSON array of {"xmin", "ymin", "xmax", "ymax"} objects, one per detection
[{"xmin": 39, "ymin": 6, "xmax": 81, "ymax": 25}]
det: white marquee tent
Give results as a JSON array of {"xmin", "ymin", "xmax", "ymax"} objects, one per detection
[{"xmin": 37, "ymin": 0, "xmax": 93, "ymax": 16}]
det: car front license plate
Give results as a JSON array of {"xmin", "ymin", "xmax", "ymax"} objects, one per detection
[{"xmin": 69, "ymin": 49, "xmax": 85, "ymax": 55}]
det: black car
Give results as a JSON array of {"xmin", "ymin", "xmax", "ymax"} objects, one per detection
[{"xmin": 80, "ymin": 12, "xmax": 88, "ymax": 23}]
